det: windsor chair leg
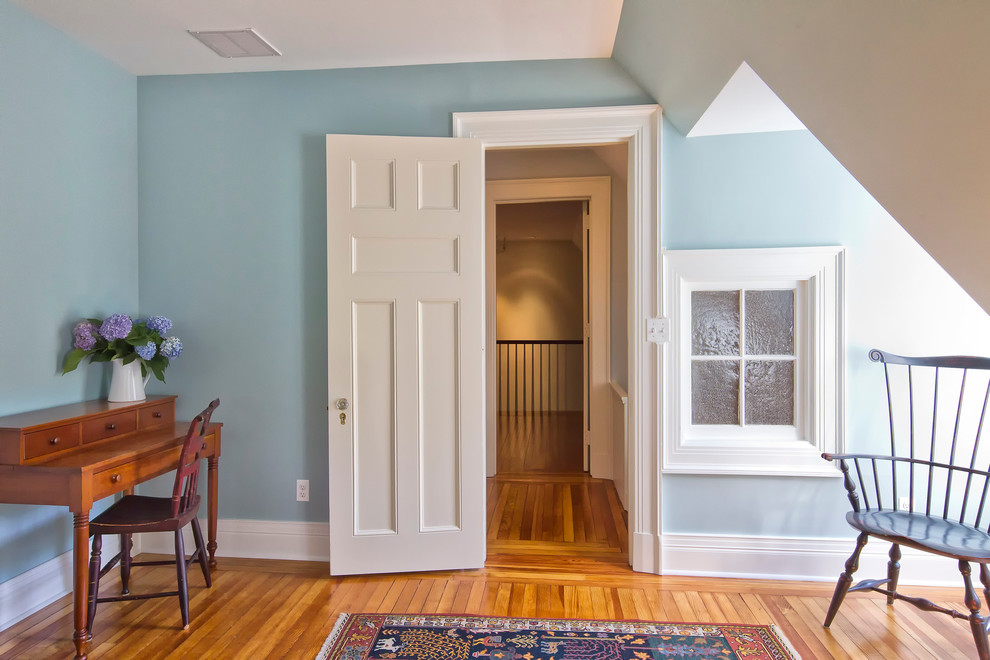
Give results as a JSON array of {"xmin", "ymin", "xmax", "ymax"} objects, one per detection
[
  {"xmin": 191, "ymin": 518, "xmax": 212, "ymax": 587},
  {"xmin": 825, "ymin": 532, "xmax": 869, "ymax": 627},
  {"xmin": 960, "ymin": 560, "xmax": 990, "ymax": 660},
  {"xmin": 120, "ymin": 533, "xmax": 132, "ymax": 595},
  {"xmin": 175, "ymin": 531, "xmax": 190, "ymax": 629},
  {"xmin": 980, "ymin": 563, "xmax": 990, "ymax": 609},
  {"xmin": 86, "ymin": 534, "xmax": 102, "ymax": 635},
  {"xmin": 886, "ymin": 543, "xmax": 902, "ymax": 605}
]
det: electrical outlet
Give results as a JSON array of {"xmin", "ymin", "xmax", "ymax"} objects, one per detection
[
  {"xmin": 897, "ymin": 496, "xmax": 910, "ymax": 511},
  {"xmin": 296, "ymin": 479, "xmax": 309, "ymax": 502}
]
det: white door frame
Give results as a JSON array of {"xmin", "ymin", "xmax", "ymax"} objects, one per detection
[
  {"xmin": 453, "ymin": 105, "xmax": 663, "ymax": 574},
  {"xmin": 487, "ymin": 177, "xmax": 611, "ymax": 479}
]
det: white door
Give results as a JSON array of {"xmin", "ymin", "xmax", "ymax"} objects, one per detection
[{"xmin": 327, "ymin": 134, "xmax": 485, "ymax": 575}]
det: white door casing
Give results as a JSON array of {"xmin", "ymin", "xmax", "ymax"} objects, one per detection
[
  {"xmin": 455, "ymin": 106, "xmax": 662, "ymax": 574},
  {"xmin": 486, "ymin": 177, "xmax": 611, "ymax": 479},
  {"xmin": 327, "ymin": 134, "xmax": 485, "ymax": 575}
]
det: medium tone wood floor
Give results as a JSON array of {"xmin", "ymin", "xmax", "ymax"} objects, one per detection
[
  {"xmin": 495, "ymin": 411, "xmax": 584, "ymax": 474},
  {"xmin": 0, "ymin": 412, "xmax": 981, "ymax": 658}
]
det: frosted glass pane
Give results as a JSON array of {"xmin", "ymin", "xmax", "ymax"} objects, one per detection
[
  {"xmin": 692, "ymin": 360, "xmax": 739, "ymax": 425},
  {"xmin": 745, "ymin": 360, "xmax": 794, "ymax": 425},
  {"xmin": 745, "ymin": 290, "xmax": 794, "ymax": 356},
  {"xmin": 692, "ymin": 291, "xmax": 740, "ymax": 356}
]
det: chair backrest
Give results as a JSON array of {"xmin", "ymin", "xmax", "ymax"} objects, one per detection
[
  {"xmin": 846, "ymin": 350, "xmax": 990, "ymax": 528},
  {"xmin": 171, "ymin": 398, "xmax": 220, "ymax": 518}
]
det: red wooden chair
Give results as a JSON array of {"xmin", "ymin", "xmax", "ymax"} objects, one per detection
[
  {"xmin": 86, "ymin": 398, "xmax": 220, "ymax": 633},
  {"xmin": 823, "ymin": 351, "xmax": 990, "ymax": 658}
]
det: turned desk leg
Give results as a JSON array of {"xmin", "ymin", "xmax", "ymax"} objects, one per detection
[
  {"xmin": 207, "ymin": 455, "xmax": 219, "ymax": 569},
  {"xmin": 72, "ymin": 512, "xmax": 90, "ymax": 660}
]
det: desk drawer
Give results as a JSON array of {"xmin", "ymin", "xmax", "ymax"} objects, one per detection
[
  {"xmin": 82, "ymin": 411, "xmax": 137, "ymax": 444},
  {"xmin": 23, "ymin": 423, "xmax": 81, "ymax": 460},
  {"xmin": 139, "ymin": 401, "xmax": 174, "ymax": 430},
  {"xmin": 94, "ymin": 463, "xmax": 137, "ymax": 497}
]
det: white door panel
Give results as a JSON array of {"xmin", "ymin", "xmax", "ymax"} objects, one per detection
[{"xmin": 327, "ymin": 134, "xmax": 485, "ymax": 575}]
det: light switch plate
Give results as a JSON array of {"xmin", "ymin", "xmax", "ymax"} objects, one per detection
[{"xmin": 646, "ymin": 317, "xmax": 669, "ymax": 344}]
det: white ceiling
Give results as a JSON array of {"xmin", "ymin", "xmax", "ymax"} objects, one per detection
[{"xmin": 11, "ymin": 0, "xmax": 624, "ymax": 76}]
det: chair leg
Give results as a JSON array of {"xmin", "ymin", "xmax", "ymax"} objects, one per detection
[
  {"xmin": 824, "ymin": 532, "xmax": 869, "ymax": 627},
  {"xmin": 87, "ymin": 534, "xmax": 103, "ymax": 635},
  {"xmin": 960, "ymin": 560, "xmax": 990, "ymax": 660},
  {"xmin": 174, "ymin": 530, "xmax": 190, "ymax": 629},
  {"xmin": 190, "ymin": 518, "xmax": 212, "ymax": 587},
  {"xmin": 886, "ymin": 543, "xmax": 902, "ymax": 606},
  {"xmin": 120, "ymin": 533, "xmax": 132, "ymax": 595},
  {"xmin": 981, "ymin": 563, "xmax": 990, "ymax": 609}
]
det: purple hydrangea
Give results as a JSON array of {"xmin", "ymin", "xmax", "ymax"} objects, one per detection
[
  {"xmin": 72, "ymin": 322, "xmax": 97, "ymax": 350},
  {"xmin": 98, "ymin": 314, "xmax": 132, "ymax": 341},
  {"xmin": 160, "ymin": 336, "xmax": 183, "ymax": 359},
  {"xmin": 135, "ymin": 342, "xmax": 157, "ymax": 360},
  {"xmin": 146, "ymin": 315, "xmax": 172, "ymax": 335}
]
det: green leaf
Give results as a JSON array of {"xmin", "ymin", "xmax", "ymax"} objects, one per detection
[
  {"xmin": 62, "ymin": 348, "xmax": 85, "ymax": 374},
  {"xmin": 86, "ymin": 318, "xmax": 102, "ymax": 326},
  {"xmin": 149, "ymin": 359, "xmax": 166, "ymax": 383},
  {"xmin": 90, "ymin": 352, "xmax": 113, "ymax": 363},
  {"xmin": 121, "ymin": 353, "xmax": 138, "ymax": 365}
]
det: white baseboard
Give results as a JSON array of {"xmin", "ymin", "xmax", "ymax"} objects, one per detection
[
  {"xmin": 137, "ymin": 518, "xmax": 330, "ymax": 563},
  {"xmin": 662, "ymin": 533, "xmax": 963, "ymax": 587},
  {"xmin": 0, "ymin": 537, "xmax": 119, "ymax": 633},
  {"xmin": 631, "ymin": 531, "xmax": 660, "ymax": 574}
]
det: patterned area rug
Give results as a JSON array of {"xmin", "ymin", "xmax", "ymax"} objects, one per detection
[{"xmin": 316, "ymin": 613, "xmax": 801, "ymax": 660}]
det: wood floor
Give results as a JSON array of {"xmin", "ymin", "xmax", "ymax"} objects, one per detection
[{"xmin": 0, "ymin": 412, "xmax": 983, "ymax": 659}]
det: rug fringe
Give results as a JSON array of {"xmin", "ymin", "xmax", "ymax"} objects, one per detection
[
  {"xmin": 769, "ymin": 623, "xmax": 802, "ymax": 660},
  {"xmin": 314, "ymin": 612, "xmax": 350, "ymax": 660}
]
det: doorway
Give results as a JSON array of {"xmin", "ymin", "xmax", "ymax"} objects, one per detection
[
  {"xmin": 455, "ymin": 106, "xmax": 661, "ymax": 573},
  {"xmin": 494, "ymin": 200, "xmax": 586, "ymax": 474},
  {"xmin": 484, "ymin": 160, "xmax": 626, "ymax": 566}
]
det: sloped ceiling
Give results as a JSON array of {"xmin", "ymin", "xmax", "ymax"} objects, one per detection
[{"xmin": 614, "ymin": 0, "xmax": 990, "ymax": 312}]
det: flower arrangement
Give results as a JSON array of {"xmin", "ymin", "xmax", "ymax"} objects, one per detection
[{"xmin": 63, "ymin": 314, "xmax": 183, "ymax": 382}]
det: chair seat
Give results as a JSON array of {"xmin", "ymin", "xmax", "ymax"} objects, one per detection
[
  {"xmin": 91, "ymin": 494, "xmax": 200, "ymax": 535},
  {"xmin": 848, "ymin": 510, "xmax": 990, "ymax": 561}
]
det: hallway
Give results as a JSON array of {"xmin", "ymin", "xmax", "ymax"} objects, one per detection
[{"xmin": 487, "ymin": 411, "xmax": 628, "ymax": 571}]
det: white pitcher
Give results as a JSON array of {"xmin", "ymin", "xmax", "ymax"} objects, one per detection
[{"xmin": 107, "ymin": 358, "xmax": 151, "ymax": 402}]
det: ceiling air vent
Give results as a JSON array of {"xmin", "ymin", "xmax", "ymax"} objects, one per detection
[{"xmin": 188, "ymin": 29, "xmax": 280, "ymax": 58}]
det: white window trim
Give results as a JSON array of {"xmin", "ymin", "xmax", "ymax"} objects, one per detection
[{"xmin": 662, "ymin": 246, "xmax": 845, "ymax": 477}]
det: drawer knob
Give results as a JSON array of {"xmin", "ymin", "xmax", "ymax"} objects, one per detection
[
  {"xmin": 106, "ymin": 423, "xmax": 116, "ymax": 430},
  {"xmin": 111, "ymin": 474, "xmax": 121, "ymax": 483},
  {"xmin": 202, "ymin": 442, "xmax": 208, "ymax": 450},
  {"xmin": 50, "ymin": 437, "xmax": 59, "ymax": 445},
  {"xmin": 153, "ymin": 412, "xmax": 162, "ymax": 418}
]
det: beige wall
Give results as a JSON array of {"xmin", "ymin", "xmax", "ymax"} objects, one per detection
[{"xmin": 496, "ymin": 239, "xmax": 582, "ymax": 340}]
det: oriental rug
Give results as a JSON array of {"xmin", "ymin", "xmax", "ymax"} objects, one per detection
[{"xmin": 316, "ymin": 613, "xmax": 800, "ymax": 660}]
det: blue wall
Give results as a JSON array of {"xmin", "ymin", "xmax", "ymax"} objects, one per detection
[
  {"xmin": 136, "ymin": 60, "xmax": 652, "ymax": 522},
  {"xmin": 0, "ymin": 0, "xmax": 137, "ymax": 581},
  {"xmin": 660, "ymin": 120, "xmax": 990, "ymax": 536}
]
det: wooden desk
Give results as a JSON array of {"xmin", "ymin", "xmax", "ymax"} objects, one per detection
[{"xmin": 0, "ymin": 396, "xmax": 222, "ymax": 660}]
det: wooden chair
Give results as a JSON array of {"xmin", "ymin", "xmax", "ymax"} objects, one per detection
[
  {"xmin": 823, "ymin": 350, "xmax": 990, "ymax": 658},
  {"xmin": 87, "ymin": 398, "xmax": 220, "ymax": 633}
]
